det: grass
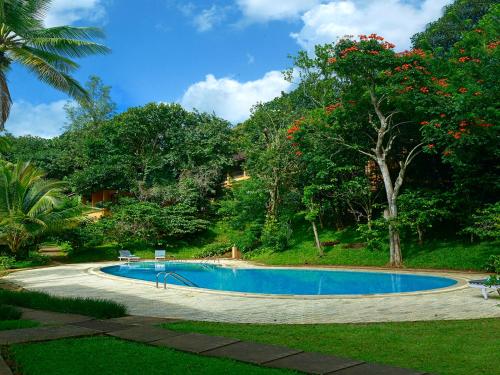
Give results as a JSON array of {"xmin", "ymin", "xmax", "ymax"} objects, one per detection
[
  {"xmin": 65, "ymin": 222, "xmax": 498, "ymax": 271},
  {"xmin": 9, "ymin": 336, "xmax": 295, "ymax": 375},
  {"xmin": 248, "ymin": 226, "xmax": 499, "ymax": 271},
  {"xmin": 67, "ymin": 241, "xmax": 205, "ymax": 263},
  {"xmin": 11, "ymin": 259, "xmax": 47, "ymax": 269},
  {"xmin": 0, "ymin": 290, "xmax": 126, "ymax": 319},
  {"xmin": 162, "ymin": 319, "xmax": 500, "ymax": 375},
  {"xmin": 0, "ymin": 320, "xmax": 39, "ymax": 331}
]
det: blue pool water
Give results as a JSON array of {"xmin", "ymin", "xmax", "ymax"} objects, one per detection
[{"xmin": 101, "ymin": 262, "xmax": 457, "ymax": 296}]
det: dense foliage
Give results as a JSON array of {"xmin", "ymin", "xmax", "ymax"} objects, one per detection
[{"xmin": 0, "ymin": 0, "xmax": 497, "ymax": 268}]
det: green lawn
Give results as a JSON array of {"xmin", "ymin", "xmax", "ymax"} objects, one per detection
[
  {"xmin": 10, "ymin": 337, "xmax": 295, "ymax": 375},
  {"xmin": 0, "ymin": 320, "xmax": 39, "ymax": 331},
  {"xmin": 248, "ymin": 227, "xmax": 498, "ymax": 271},
  {"xmin": 162, "ymin": 319, "xmax": 500, "ymax": 375}
]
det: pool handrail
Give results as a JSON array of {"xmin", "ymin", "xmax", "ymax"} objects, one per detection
[{"xmin": 156, "ymin": 271, "xmax": 198, "ymax": 289}]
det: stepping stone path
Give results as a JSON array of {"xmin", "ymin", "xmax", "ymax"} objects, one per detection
[
  {"xmin": 0, "ymin": 307, "xmax": 434, "ymax": 375},
  {"xmin": 152, "ymin": 332, "xmax": 240, "ymax": 354},
  {"xmin": 265, "ymin": 352, "xmax": 364, "ymax": 374},
  {"xmin": 203, "ymin": 341, "xmax": 302, "ymax": 365}
]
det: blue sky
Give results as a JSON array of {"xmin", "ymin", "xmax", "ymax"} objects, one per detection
[{"xmin": 7, "ymin": 0, "xmax": 452, "ymax": 138}]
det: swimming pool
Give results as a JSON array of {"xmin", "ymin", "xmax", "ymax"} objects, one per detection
[{"xmin": 101, "ymin": 262, "xmax": 458, "ymax": 296}]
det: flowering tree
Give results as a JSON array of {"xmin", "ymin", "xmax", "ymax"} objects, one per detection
[
  {"xmin": 418, "ymin": 6, "xmax": 499, "ymax": 206},
  {"xmin": 291, "ymin": 34, "xmax": 438, "ymax": 266}
]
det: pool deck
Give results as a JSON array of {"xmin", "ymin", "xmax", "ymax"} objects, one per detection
[{"xmin": 4, "ymin": 261, "xmax": 500, "ymax": 324}]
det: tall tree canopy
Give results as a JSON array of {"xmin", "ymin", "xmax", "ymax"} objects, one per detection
[{"xmin": 0, "ymin": 0, "xmax": 109, "ymax": 130}]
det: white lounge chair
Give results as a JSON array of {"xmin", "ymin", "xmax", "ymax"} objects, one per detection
[
  {"xmin": 155, "ymin": 249, "xmax": 175, "ymax": 261},
  {"xmin": 118, "ymin": 250, "xmax": 141, "ymax": 262},
  {"xmin": 469, "ymin": 279, "xmax": 500, "ymax": 299}
]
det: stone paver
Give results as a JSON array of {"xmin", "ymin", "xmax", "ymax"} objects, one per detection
[
  {"xmin": 0, "ymin": 325, "xmax": 99, "ymax": 345},
  {"xmin": 20, "ymin": 308, "xmax": 92, "ymax": 325},
  {"xmin": 71, "ymin": 319, "xmax": 134, "ymax": 332},
  {"xmin": 332, "ymin": 363, "xmax": 428, "ymax": 375},
  {"xmin": 203, "ymin": 341, "xmax": 302, "ymax": 364},
  {"xmin": 264, "ymin": 352, "xmax": 364, "ymax": 374},
  {"xmin": 152, "ymin": 332, "xmax": 239, "ymax": 353},
  {"xmin": 5, "ymin": 262, "xmax": 499, "ymax": 324},
  {"xmin": 106, "ymin": 326, "xmax": 185, "ymax": 343},
  {"xmin": 107, "ymin": 315, "xmax": 180, "ymax": 326},
  {"xmin": 0, "ymin": 355, "xmax": 12, "ymax": 375}
]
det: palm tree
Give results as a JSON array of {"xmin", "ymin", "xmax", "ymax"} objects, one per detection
[
  {"xmin": 0, "ymin": 161, "xmax": 83, "ymax": 256},
  {"xmin": 0, "ymin": 0, "xmax": 110, "ymax": 129}
]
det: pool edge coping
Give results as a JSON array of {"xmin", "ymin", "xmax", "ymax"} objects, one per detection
[{"xmin": 90, "ymin": 261, "xmax": 470, "ymax": 300}]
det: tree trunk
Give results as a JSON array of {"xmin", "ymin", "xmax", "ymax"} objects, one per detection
[
  {"xmin": 367, "ymin": 211, "xmax": 372, "ymax": 230},
  {"xmin": 379, "ymin": 160, "xmax": 403, "ymax": 267},
  {"xmin": 417, "ymin": 225, "xmax": 423, "ymax": 245},
  {"xmin": 311, "ymin": 221, "xmax": 323, "ymax": 256},
  {"xmin": 389, "ymin": 227, "xmax": 402, "ymax": 267}
]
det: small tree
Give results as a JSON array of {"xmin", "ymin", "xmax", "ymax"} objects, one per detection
[
  {"xmin": 0, "ymin": 161, "xmax": 83, "ymax": 257},
  {"xmin": 398, "ymin": 189, "xmax": 451, "ymax": 244}
]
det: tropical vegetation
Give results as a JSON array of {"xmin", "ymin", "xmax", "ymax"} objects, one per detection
[
  {"xmin": 0, "ymin": 0, "xmax": 109, "ymax": 129},
  {"xmin": 0, "ymin": 0, "xmax": 498, "ymax": 272}
]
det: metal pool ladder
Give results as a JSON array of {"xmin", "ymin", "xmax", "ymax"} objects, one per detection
[{"xmin": 155, "ymin": 271, "xmax": 198, "ymax": 289}]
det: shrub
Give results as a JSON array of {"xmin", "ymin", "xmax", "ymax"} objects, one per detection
[
  {"xmin": 485, "ymin": 255, "xmax": 500, "ymax": 274},
  {"xmin": 463, "ymin": 202, "xmax": 500, "ymax": 240},
  {"xmin": 0, "ymin": 304, "xmax": 22, "ymax": 320},
  {"xmin": 0, "ymin": 290, "xmax": 126, "ymax": 319},
  {"xmin": 0, "ymin": 256, "xmax": 15, "ymax": 270},
  {"xmin": 27, "ymin": 252, "xmax": 50, "ymax": 266},
  {"xmin": 58, "ymin": 241, "xmax": 73, "ymax": 253},
  {"xmin": 228, "ymin": 223, "xmax": 261, "ymax": 253},
  {"xmin": 195, "ymin": 242, "xmax": 231, "ymax": 258},
  {"xmin": 357, "ymin": 218, "xmax": 387, "ymax": 251},
  {"xmin": 260, "ymin": 216, "xmax": 291, "ymax": 252}
]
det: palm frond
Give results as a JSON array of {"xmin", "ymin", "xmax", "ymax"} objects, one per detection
[
  {"xmin": 8, "ymin": 46, "xmax": 89, "ymax": 100},
  {"xmin": 0, "ymin": 70, "xmax": 12, "ymax": 131},
  {"xmin": 27, "ymin": 37, "xmax": 110, "ymax": 59},
  {"xmin": 29, "ymin": 26, "xmax": 106, "ymax": 40},
  {"xmin": 0, "ymin": 161, "xmax": 84, "ymax": 253},
  {"xmin": 21, "ymin": 46, "xmax": 80, "ymax": 73}
]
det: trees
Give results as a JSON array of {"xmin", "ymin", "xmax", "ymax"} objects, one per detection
[
  {"xmin": 0, "ymin": 0, "xmax": 109, "ymax": 130},
  {"xmin": 294, "ymin": 35, "xmax": 433, "ymax": 266},
  {"xmin": 412, "ymin": 0, "xmax": 496, "ymax": 52},
  {"xmin": 64, "ymin": 75, "xmax": 116, "ymax": 131},
  {"xmin": 0, "ymin": 161, "xmax": 82, "ymax": 256},
  {"xmin": 419, "ymin": 5, "xmax": 500, "ymax": 208}
]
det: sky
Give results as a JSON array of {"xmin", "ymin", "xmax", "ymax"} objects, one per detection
[{"xmin": 6, "ymin": 0, "xmax": 453, "ymax": 138}]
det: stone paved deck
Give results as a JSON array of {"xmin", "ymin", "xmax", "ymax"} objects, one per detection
[{"xmin": 4, "ymin": 262, "xmax": 499, "ymax": 324}]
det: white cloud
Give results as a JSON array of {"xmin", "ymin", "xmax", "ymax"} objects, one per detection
[
  {"xmin": 236, "ymin": 0, "xmax": 320, "ymax": 21},
  {"xmin": 193, "ymin": 5, "xmax": 228, "ymax": 32},
  {"xmin": 6, "ymin": 100, "xmax": 69, "ymax": 138},
  {"xmin": 291, "ymin": 0, "xmax": 452, "ymax": 51},
  {"xmin": 181, "ymin": 71, "xmax": 292, "ymax": 124},
  {"xmin": 45, "ymin": 0, "xmax": 106, "ymax": 27}
]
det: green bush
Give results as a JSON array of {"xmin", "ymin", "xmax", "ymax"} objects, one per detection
[
  {"xmin": 27, "ymin": 252, "xmax": 50, "ymax": 266},
  {"xmin": 58, "ymin": 241, "xmax": 73, "ymax": 253},
  {"xmin": 260, "ymin": 217, "xmax": 291, "ymax": 252},
  {"xmin": 0, "ymin": 290, "xmax": 126, "ymax": 319},
  {"xmin": 0, "ymin": 256, "xmax": 15, "ymax": 270},
  {"xmin": 485, "ymin": 255, "xmax": 500, "ymax": 274},
  {"xmin": 463, "ymin": 202, "xmax": 500, "ymax": 240},
  {"xmin": 195, "ymin": 242, "xmax": 231, "ymax": 258},
  {"xmin": 356, "ymin": 218, "xmax": 387, "ymax": 251},
  {"xmin": 0, "ymin": 304, "xmax": 22, "ymax": 320}
]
